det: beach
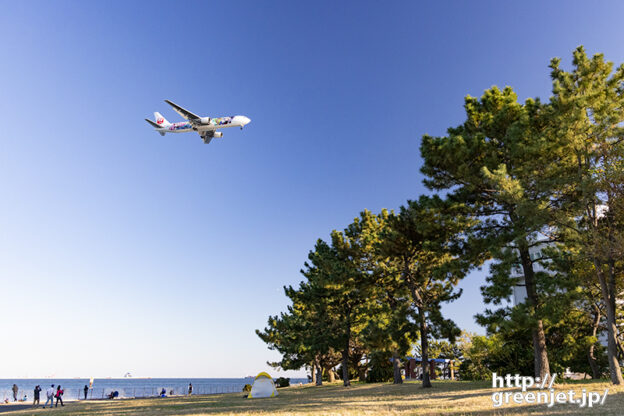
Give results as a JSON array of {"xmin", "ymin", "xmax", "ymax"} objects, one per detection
[{"xmin": 0, "ymin": 378, "xmax": 307, "ymax": 402}]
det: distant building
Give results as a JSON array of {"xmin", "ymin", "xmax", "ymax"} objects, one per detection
[{"xmin": 509, "ymin": 235, "xmax": 618, "ymax": 354}]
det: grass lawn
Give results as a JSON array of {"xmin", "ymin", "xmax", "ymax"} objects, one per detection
[{"xmin": 5, "ymin": 380, "xmax": 624, "ymax": 415}]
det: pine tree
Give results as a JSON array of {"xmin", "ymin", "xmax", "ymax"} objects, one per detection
[
  {"xmin": 350, "ymin": 210, "xmax": 417, "ymax": 384},
  {"xmin": 380, "ymin": 196, "xmax": 470, "ymax": 387},
  {"xmin": 420, "ymin": 86, "xmax": 558, "ymax": 378},
  {"xmin": 548, "ymin": 46, "xmax": 624, "ymax": 384}
]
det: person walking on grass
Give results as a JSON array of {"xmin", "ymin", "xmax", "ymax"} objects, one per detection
[
  {"xmin": 43, "ymin": 384, "xmax": 55, "ymax": 408},
  {"xmin": 11, "ymin": 384, "xmax": 18, "ymax": 402},
  {"xmin": 54, "ymin": 385, "xmax": 64, "ymax": 407},
  {"xmin": 33, "ymin": 385, "xmax": 41, "ymax": 407}
]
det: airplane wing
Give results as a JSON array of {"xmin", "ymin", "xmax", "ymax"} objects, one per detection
[
  {"xmin": 164, "ymin": 100, "xmax": 201, "ymax": 121},
  {"xmin": 200, "ymin": 130, "xmax": 214, "ymax": 144}
]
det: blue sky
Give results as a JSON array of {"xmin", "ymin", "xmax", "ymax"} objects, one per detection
[{"xmin": 1, "ymin": 1, "xmax": 623, "ymax": 378}]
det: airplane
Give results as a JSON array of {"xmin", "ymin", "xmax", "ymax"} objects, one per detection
[{"xmin": 145, "ymin": 100, "xmax": 251, "ymax": 144}]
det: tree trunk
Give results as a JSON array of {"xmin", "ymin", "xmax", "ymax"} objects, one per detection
[
  {"xmin": 392, "ymin": 353, "xmax": 403, "ymax": 384},
  {"xmin": 342, "ymin": 319, "xmax": 351, "ymax": 387},
  {"xmin": 588, "ymin": 345, "xmax": 600, "ymax": 380},
  {"xmin": 588, "ymin": 305, "xmax": 601, "ymax": 379},
  {"xmin": 325, "ymin": 366, "xmax": 335, "ymax": 383},
  {"xmin": 616, "ymin": 337, "xmax": 624, "ymax": 358},
  {"xmin": 341, "ymin": 350, "xmax": 351, "ymax": 386},
  {"xmin": 518, "ymin": 244, "xmax": 550, "ymax": 378},
  {"xmin": 358, "ymin": 364, "xmax": 367, "ymax": 381},
  {"xmin": 404, "ymin": 274, "xmax": 432, "ymax": 388},
  {"xmin": 419, "ymin": 308, "xmax": 432, "ymax": 388},
  {"xmin": 595, "ymin": 262, "xmax": 624, "ymax": 384},
  {"xmin": 311, "ymin": 363, "xmax": 316, "ymax": 385},
  {"xmin": 315, "ymin": 358, "xmax": 323, "ymax": 386},
  {"xmin": 450, "ymin": 361, "xmax": 454, "ymax": 380}
]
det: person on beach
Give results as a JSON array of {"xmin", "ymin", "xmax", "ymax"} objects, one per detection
[
  {"xmin": 160, "ymin": 388, "xmax": 166, "ymax": 397},
  {"xmin": 11, "ymin": 384, "xmax": 18, "ymax": 401},
  {"xmin": 33, "ymin": 385, "xmax": 41, "ymax": 407},
  {"xmin": 43, "ymin": 384, "xmax": 55, "ymax": 408},
  {"xmin": 84, "ymin": 385, "xmax": 89, "ymax": 400},
  {"xmin": 188, "ymin": 383, "xmax": 193, "ymax": 395},
  {"xmin": 54, "ymin": 385, "xmax": 64, "ymax": 407}
]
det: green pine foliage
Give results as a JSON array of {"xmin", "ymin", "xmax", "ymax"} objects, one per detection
[{"xmin": 257, "ymin": 47, "xmax": 624, "ymax": 386}]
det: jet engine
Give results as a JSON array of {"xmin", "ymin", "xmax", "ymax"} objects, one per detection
[
  {"xmin": 199, "ymin": 117, "xmax": 211, "ymax": 124},
  {"xmin": 213, "ymin": 132, "xmax": 223, "ymax": 138}
]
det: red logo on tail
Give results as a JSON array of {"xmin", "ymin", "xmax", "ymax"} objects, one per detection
[{"xmin": 157, "ymin": 118, "xmax": 164, "ymax": 125}]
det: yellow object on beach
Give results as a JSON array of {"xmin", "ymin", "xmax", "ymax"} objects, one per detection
[{"xmin": 248, "ymin": 372, "xmax": 278, "ymax": 398}]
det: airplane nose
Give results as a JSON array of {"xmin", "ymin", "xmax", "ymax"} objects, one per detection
[{"xmin": 234, "ymin": 116, "xmax": 251, "ymax": 127}]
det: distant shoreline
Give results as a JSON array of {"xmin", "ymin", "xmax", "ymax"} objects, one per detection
[{"xmin": 0, "ymin": 378, "xmax": 309, "ymax": 402}]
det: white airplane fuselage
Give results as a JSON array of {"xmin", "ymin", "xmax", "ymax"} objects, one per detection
[{"xmin": 154, "ymin": 115, "xmax": 250, "ymax": 134}]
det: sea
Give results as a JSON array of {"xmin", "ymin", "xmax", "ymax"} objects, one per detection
[{"xmin": 0, "ymin": 378, "xmax": 309, "ymax": 402}]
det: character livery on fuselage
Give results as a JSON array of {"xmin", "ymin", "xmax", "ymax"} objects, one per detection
[{"xmin": 145, "ymin": 100, "xmax": 251, "ymax": 144}]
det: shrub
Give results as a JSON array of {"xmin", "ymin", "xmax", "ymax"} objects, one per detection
[{"xmin": 275, "ymin": 377, "xmax": 290, "ymax": 388}]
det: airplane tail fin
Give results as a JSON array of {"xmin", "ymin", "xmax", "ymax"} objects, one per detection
[{"xmin": 154, "ymin": 112, "xmax": 171, "ymax": 127}]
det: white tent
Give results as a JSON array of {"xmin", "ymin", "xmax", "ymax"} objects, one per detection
[{"xmin": 248, "ymin": 372, "xmax": 278, "ymax": 398}]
